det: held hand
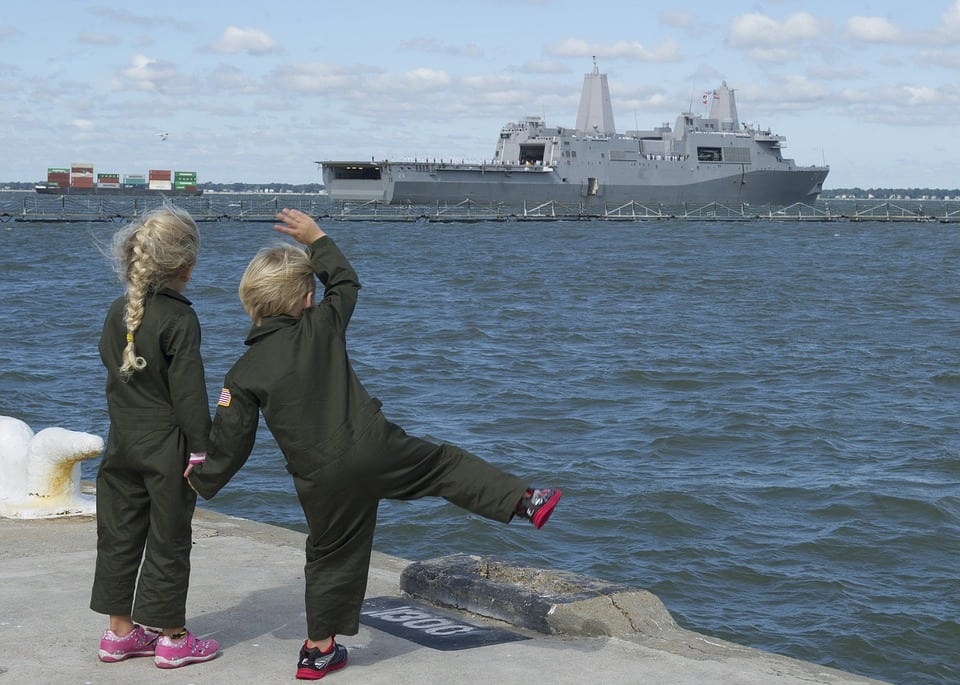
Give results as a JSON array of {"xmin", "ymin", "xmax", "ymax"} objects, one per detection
[
  {"xmin": 184, "ymin": 452, "xmax": 205, "ymax": 481},
  {"xmin": 274, "ymin": 208, "xmax": 326, "ymax": 245}
]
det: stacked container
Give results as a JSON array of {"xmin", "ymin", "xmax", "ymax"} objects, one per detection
[
  {"xmin": 97, "ymin": 173, "xmax": 121, "ymax": 189},
  {"xmin": 123, "ymin": 174, "xmax": 147, "ymax": 189},
  {"xmin": 174, "ymin": 171, "xmax": 198, "ymax": 193},
  {"xmin": 40, "ymin": 164, "xmax": 200, "ymax": 193},
  {"xmin": 148, "ymin": 169, "xmax": 173, "ymax": 191},
  {"xmin": 46, "ymin": 168, "xmax": 70, "ymax": 190},
  {"xmin": 71, "ymin": 163, "xmax": 95, "ymax": 189}
]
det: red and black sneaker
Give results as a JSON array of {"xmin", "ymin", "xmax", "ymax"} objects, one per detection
[
  {"xmin": 296, "ymin": 639, "xmax": 348, "ymax": 680},
  {"xmin": 516, "ymin": 488, "xmax": 563, "ymax": 529}
]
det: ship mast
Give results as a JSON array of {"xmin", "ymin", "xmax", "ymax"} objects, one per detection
[{"xmin": 575, "ymin": 57, "xmax": 616, "ymax": 135}]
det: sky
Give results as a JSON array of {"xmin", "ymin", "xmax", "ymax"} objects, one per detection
[{"xmin": 2, "ymin": 0, "xmax": 959, "ymax": 189}]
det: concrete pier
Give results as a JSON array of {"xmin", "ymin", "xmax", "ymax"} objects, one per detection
[{"xmin": 0, "ymin": 508, "xmax": 889, "ymax": 684}]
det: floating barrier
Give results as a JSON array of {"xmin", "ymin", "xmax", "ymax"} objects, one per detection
[
  {"xmin": 329, "ymin": 199, "xmax": 960, "ymax": 222},
  {"xmin": 1, "ymin": 193, "xmax": 958, "ymax": 223},
  {"xmin": 0, "ymin": 194, "xmax": 324, "ymax": 223}
]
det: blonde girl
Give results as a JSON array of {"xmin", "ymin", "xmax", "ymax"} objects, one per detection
[{"xmin": 91, "ymin": 204, "xmax": 219, "ymax": 669}]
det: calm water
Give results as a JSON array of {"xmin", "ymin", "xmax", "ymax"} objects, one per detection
[{"xmin": 1, "ymin": 202, "xmax": 957, "ymax": 684}]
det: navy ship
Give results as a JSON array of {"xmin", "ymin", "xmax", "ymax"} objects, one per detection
[{"xmin": 319, "ymin": 63, "xmax": 828, "ymax": 207}]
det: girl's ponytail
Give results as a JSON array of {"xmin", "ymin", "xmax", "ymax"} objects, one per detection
[{"xmin": 111, "ymin": 203, "xmax": 199, "ymax": 381}]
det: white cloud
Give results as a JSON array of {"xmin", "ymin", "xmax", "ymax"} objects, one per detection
[
  {"xmin": 89, "ymin": 6, "xmax": 191, "ymax": 31},
  {"xmin": 915, "ymin": 49, "xmax": 960, "ymax": 68},
  {"xmin": 936, "ymin": 0, "xmax": 960, "ymax": 43},
  {"xmin": 208, "ymin": 64, "xmax": 262, "ymax": 94},
  {"xmin": 807, "ymin": 64, "xmax": 867, "ymax": 81},
  {"xmin": 846, "ymin": 16, "xmax": 902, "ymax": 43},
  {"xmin": 903, "ymin": 85, "xmax": 940, "ymax": 106},
  {"xmin": 368, "ymin": 68, "xmax": 454, "ymax": 94},
  {"xmin": 270, "ymin": 63, "xmax": 354, "ymax": 93},
  {"xmin": 210, "ymin": 26, "xmax": 278, "ymax": 55},
  {"xmin": 741, "ymin": 75, "xmax": 829, "ymax": 109},
  {"xmin": 944, "ymin": 0, "xmax": 960, "ymax": 31},
  {"xmin": 729, "ymin": 12, "xmax": 825, "ymax": 49},
  {"xmin": 117, "ymin": 54, "xmax": 181, "ymax": 92},
  {"xmin": 548, "ymin": 38, "xmax": 681, "ymax": 62}
]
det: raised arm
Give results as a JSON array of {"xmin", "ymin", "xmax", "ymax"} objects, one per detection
[{"xmin": 274, "ymin": 208, "xmax": 325, "ymax": 245}]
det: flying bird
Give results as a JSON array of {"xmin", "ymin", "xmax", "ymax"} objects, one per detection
[{"xmin": 157, "ymin": 132, "xmax": 169, "ymax": 141}]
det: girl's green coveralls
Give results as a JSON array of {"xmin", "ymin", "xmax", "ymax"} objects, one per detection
[{"xmin": 91, "ymin": 288, "xmax": 211, "ymax": 628}]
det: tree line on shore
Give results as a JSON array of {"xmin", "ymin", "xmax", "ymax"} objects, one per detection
[{"xmin": 821, "ymin": 188, "xmax": 960, "ymax": 200}]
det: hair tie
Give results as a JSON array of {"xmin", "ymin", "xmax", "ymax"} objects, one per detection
[{"xmin": 126, "ymin": 333, "xmax": 134, "ymax": 344}]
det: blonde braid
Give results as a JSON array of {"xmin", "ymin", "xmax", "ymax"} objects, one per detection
[
  {"xmin": 119, "ymin": 236, "xmax": 150, "ymax": 380},
  {"xmin": 112, "ymin": 203, "xmax": 200, "ymax": 381}
]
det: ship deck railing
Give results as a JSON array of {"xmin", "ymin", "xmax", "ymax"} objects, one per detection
[{"xmin": 3, "ymin": 193, "xmax": 960, "ymax": 223}]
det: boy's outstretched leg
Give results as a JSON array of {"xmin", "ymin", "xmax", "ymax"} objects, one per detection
[{"xmin": 514, "ymin": 488, "xmax": 563, "ymax": 529}]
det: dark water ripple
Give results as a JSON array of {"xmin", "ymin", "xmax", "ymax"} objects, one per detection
[{"xmin": 1, "ymin": 211, "xmax": 958, "ymax": 684}]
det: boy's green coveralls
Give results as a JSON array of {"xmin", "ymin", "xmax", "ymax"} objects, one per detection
[
  {"xmin": 92, "ymin": 288, "xmax": 211, "ymax": 627},
  {"xmin": 189, "ymin": 236, "xmax": 528, "ymax": 640}
]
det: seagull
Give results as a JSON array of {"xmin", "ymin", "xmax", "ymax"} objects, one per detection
[{"xmin": 157, "ymin": 132, "xmax": 169, "ymax": 141}]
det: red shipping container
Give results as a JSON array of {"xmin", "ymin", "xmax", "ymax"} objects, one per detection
[{"xmin": 148, "ymin": 169, "xmax": 172, "ymax": 180}]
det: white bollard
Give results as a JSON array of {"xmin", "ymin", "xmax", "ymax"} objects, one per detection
[{"xmin": 0, "ymin": 416, "xmax": 102, "ymax": 518}]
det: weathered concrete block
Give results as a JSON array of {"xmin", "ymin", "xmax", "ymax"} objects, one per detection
[{"xmin": 400, "ymin": 553, "xmax": 677, "ymax": 638}]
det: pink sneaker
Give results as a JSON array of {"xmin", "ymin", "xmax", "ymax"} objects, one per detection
[
  {"xmin": 516, "ymin": 488, "xmax": 563, "ymax": 529},
  {"xmin": 98, "ymin": 624, "xmax": 159, "ymax": 662},
  {"xmin": 154, "ymin": 631, "xmax": 219, "ymax": 669}
]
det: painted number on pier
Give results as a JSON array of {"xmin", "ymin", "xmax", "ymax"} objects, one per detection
[{"xmin": 360, "ymin": 596, "xmax": 529, "ymax": 651}]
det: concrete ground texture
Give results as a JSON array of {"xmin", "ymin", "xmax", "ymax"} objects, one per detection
[{"xmin": 0, "ymin": 508, "xmax": 889, "ymax": 684}]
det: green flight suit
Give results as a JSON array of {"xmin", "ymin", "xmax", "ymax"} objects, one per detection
[
  {"xmin": 190, "ymin": 236, "xmax": 528, "ymax": 640},
  {"xmin": 91, "ymin": 287, "xmax": 211, "ymax": 628}
]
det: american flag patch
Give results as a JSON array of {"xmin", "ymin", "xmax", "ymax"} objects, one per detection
[{"xmin": 217, "ymin": 388, "xmax": 232, "ymax": 407}]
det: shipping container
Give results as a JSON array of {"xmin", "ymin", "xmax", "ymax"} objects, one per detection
[{"xmin": 38, "ymin": 164, "xmax": 201, "ymax": 195}]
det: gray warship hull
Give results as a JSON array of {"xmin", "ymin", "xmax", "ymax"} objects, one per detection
[{"xmin": 320, "ymin": 65, "xmax": 828, "ymax": 208}]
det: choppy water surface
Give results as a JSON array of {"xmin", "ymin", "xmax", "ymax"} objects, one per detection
[{"xmin": 2, "ymin": 205, "xmax": 957, "ymax": 684}]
